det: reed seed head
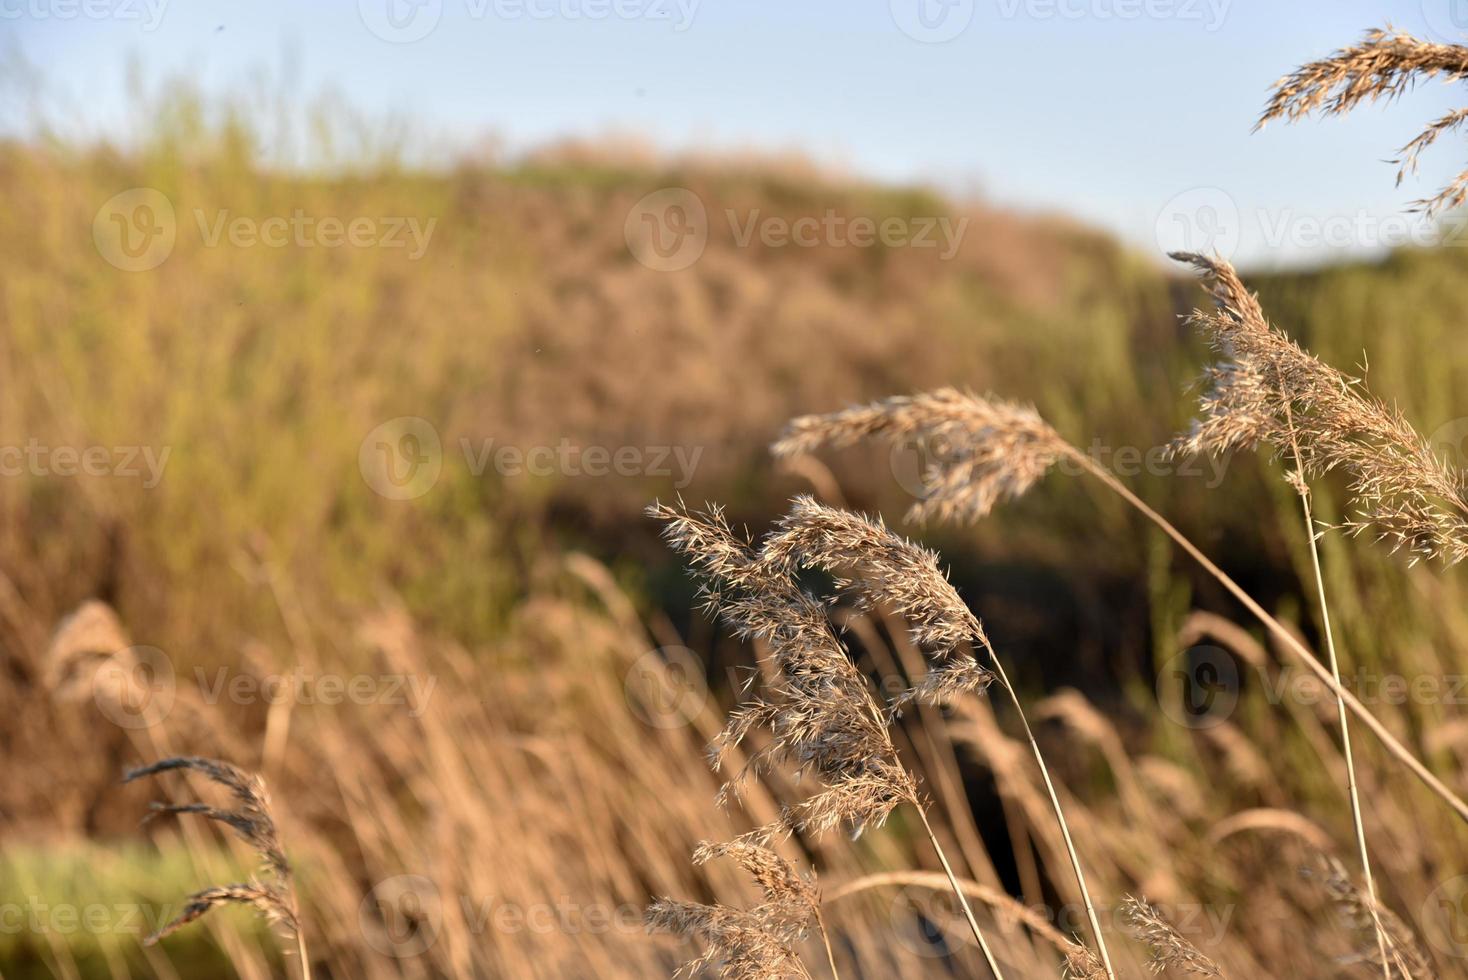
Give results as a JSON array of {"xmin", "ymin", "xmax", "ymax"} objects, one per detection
[
  {"xmin": 773, "ymin": 388, "xmax": 1068, "ymax": 524},
  {"xmin": 1063, "ymin": 940, "xmax": 1109, "ymax": 980},
  {"xmin": 648, "ymin": 840, "xmax": 820, "ymax": 980},
  {"xmin": 1172, "ymin": 251, "xmax": 1468, "ymax": 565},
  {"xmin": 1259, "ymin": 26, "xmax": 1468, "ymax": 214},
  {"xmin": 124, "ymin": 756, "xmax": 301, "ymax": 945},
  {"xmin": 646, "ymin": 899, "xmax": 813, "ymax": 980},
  {"xmin": 762, "ymin": 495, "xmax": 986, "ymax": 655},
  {"xmin": 648, "ymin": 498, "xmax": 915, "ymax": 842},
  {"xmin": 1120, "ymin": 895, "xmax": 1224, "ymax": 977},
  {"xmin": 693, "ymin": 841, "xmax": 820, "ymax": 946},
  {"xmin": 1304, "ymin": 856, "xmax": 1430, "ymax": 980}
]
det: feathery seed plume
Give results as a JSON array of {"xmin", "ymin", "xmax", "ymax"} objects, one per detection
[
  {"xmin": 773, "ymin": 389, "xmax": 1068, "ymax": 524},
  {"xmin": 762, "ymin": 495, "xmax": 986, "ymax": 655},
  {"xmin": 1120, "ymin": 896, "xmax": 1224, "ymax": 977},
  {"xmin": 1063, "ymin": 941, "xmax": 1108, "ymax": 980},
  {"xmin": 648, "ymin": 841, "xmax": 821, "ymax": 980},
  {"xmin": 650, "ymin": 497, "xmax": 1012, "ymax": 975},
  {"xmin": 1305, "ymin": 857, "xmax": 1430, "ymax": 979},
  {"xmin": 124, "ymin": 756, "xmax": 302, "ymax": 947},
  {"xmin": 648, "ymin": 499, "xmax": 915, "ymax": 841},
  {"xmin": 1171, "ymin": 251, "xmax": 1468, "ymax": 564},
  {"xmin": 1259, "ymin": 26, "xmax": 1468, "ymax": 214},
  {"xmin": 646, "ymin": 900, "xmax": 813, "ymax": 980}
]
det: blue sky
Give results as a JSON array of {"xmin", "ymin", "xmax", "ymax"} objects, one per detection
[{"xmin": 7, "ymin": 0, "xmax": 1468, "ymax": 267}]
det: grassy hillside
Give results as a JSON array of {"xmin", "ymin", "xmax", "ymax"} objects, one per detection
[{"xmin": 5, "ymin": 93, "xmax": 1468, "ymax": 977}]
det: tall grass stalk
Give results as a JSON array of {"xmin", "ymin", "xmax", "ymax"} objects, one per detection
[
  {"xmin": 1283, "ymin": 410, "xmax": 1391, "ymax": 980},
  {"xmin": 776, "ymin": 392, "xmax": 1468, "ymax": 825},
  {"xmin": 976, "ymin": 637, "xmax": 1115, "ymax": 980},
  {"xmin": 1067, "ymin": 448, "xmax": 1468, "ymax": 823},
  {"xmin": 648, "ymin": 499, "xmax": 1010, "ymax": 977},
  {"xmin": 912, "ymin": 805, "xmax": 1007, "ymax": 979}
]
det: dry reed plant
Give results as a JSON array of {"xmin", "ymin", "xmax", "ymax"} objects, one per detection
[
  {"xmin": 775, "ymin": 390, "xmax": 1067, "ymax": 526},
  {"xmin": 1258, "ymin": 26, "xmax": 1468, "ymax": 214},
  {"xmin": 26, "ymin": 29, "xmax": 1468, "ymax": 980},
  {"xmin": 1304, "ymin": 857, "xmax": 1432, "ymax": 980},
  {"xmin": 646, "ymin": 901, "xmax": 811, "ymax": 980},
  {"xmin": 20, "ymin": 567, "xmax": 939, "ymax": 979},
  {"xmin": 1062, "ymin": 941, "xmax": 1108, "ymax": 980},
  {"xmin": 1119, "ymin": 896, "xmax": 1223, "ymax": 977},
  {"xmin": 124, "ymin": 756, "xmax": 310, "ymax": 979},
  {"xmin": 774, "ymin": 390, "xmax": 1468, "ymax": 827},
  {"xmin": 1170, "ymin": 249, "xmax": 1410, "ymax": 977},
  {"xmin": 648, "ymin": 497, "xmax": 1010, "ymax": 977},
  {"xmin": 647, "ymin": 841, "xmax": 823, "ymax": 979},
  {"xmin": 1170, "ymin": 251, "xmax": 1468, "ymax": 566},
  {"xmin": 764, "ymin": 496, "xmax": 1117, "ymax": 977}
]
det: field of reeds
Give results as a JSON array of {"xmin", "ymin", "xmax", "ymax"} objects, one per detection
[{"xmin": 6, "ymin": 24, "xmax": 1468, "ymax": 980}]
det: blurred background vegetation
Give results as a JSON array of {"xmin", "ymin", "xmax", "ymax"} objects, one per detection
[{"xmin": 5, "ymin": 81, "xmax": 1468, "ymax": 977}]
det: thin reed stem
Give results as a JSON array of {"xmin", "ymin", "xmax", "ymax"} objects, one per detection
[
  {"xmin": 912, "ymin": 802, "xmax": 1006, "ymax": 979},
  {"xmin": 295, "ymin": 930, "xmax": 312, "ymax": 980},
  {"xmin": 1295, "ymin": 485, "xmax": 1390, "ymax": 980},
  {"xmin": 1283, "ymin": 400, "xmax": 1390, "ymax": 980},
  {"xmin": 978, "ymin": 639, "xmax": 1116, "ymax": 980},
  {"xmin": 813, "ymin": 908, "xmax": 841, "ymax": 980},
  {"xmin": 1064, "ymin": 447, "xmax": 1468, "ymax": 825},
  {"xmin": 827, "ymin": 871, "xmax": 1074, "ymax": 953}
]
